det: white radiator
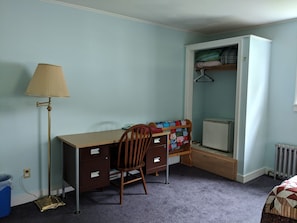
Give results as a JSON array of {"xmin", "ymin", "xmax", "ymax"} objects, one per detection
[
  {"xmin": 202, "ymin": 119, "xmax": 234, "ymax": 152},
  {"xmin": 274, "ymin": 144, "xmax": 297, "ymax": 179}
]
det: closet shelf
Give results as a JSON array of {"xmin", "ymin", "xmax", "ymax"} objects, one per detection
[
  {"xmin": 196, "ymin": 64, "xmax": 237, "ymax": 71},
  {"xmin": 194, "ymin": 64, "xmax": 237, "ymax": 82}
]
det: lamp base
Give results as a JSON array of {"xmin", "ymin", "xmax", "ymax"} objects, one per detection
[{"xmin": 34, "ymin": 195, "xmax": 65, "ymax": 212}]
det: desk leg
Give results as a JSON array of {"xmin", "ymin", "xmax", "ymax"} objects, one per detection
[
  {"xmin": 61, "ymin": 142, "xmax": 65, "ymax": 199},
  {"xmin": 75, "ymin": 148, "xmax": 80, "ymax": 214},
  {"xmin": 165, "ymin": 141, "xmax": 169, "ymax": 184},
  {"xmin": 166, "ymin": 160, "xmax": 169, "ymax": 184}
]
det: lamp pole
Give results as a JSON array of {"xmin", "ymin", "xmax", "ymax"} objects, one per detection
[{"xmin": 37, "ymin": 97, "xmax": 52, "ymax": 197}]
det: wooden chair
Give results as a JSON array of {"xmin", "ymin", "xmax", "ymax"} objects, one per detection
[{"xmin": 114, "ymin": 124, "xmax": 152, "ymax": 205}]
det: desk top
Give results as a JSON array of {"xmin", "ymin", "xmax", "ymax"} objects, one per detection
[{"xmin": 57, "ymin": 129, "xmax": 168, "ymax": 149}]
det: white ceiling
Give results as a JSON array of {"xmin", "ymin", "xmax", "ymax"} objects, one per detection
[{"xmin": 53, "ymin": 0, "xmax": 297, "ymax": 34}]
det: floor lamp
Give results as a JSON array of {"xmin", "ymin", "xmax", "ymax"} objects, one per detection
[{"xmin": 26, "ymin": 63, "xmax": 69, "ymax": 212}]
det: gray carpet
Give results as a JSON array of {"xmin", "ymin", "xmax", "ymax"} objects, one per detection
[{"xmin": 0, "ymin": 164, "xmax": 281, "ymax": 223}]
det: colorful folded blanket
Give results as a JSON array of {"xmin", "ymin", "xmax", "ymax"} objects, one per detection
[{"xmin": 155, "ymin": 120, "xmax": 189, "ymax": 152}]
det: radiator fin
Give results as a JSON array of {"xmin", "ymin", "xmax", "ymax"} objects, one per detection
[{"xmin": 274, "ymin": 144, "xmax": 297, "ymax": 179}]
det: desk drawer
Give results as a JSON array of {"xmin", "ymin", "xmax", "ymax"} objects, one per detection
[
  {"xmin": 150, "ymin": 135, "xmax": 167, "ymax": 148},
  {"xmin": 80, "ymin": 159, "xmax": 110, "ymax": 192},
  {"xmin": 80, "ymin": 145, "xmax": 109, "ymax": 161},
  {"xmin": 145, "ymin": 135, "xmax": 167, "ymax": 174},
  {"xmin": 80, "ymin": 145, "xmax": 110, "ymax": 192},
  {"xmin": 146, "ymin": 146, "xmax": 166, "ymax": 174},
  {"xmin": 63, "ymin": 143, "xmax": 110, "ymax": 192}
]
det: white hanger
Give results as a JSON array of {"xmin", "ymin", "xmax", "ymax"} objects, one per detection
[{"xmin": 193, "ymin": 69, "xmax": 214, "ymax": 82}]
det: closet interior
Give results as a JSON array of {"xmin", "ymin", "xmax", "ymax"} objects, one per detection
[{"xmin": 192, "ymin": 45, "xmax": 238, "ymax": 154}]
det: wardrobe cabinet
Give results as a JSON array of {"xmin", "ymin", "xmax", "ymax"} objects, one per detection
[{"xmin": 184, "ymin": 35, "xmax": 271, "ymax": 183}]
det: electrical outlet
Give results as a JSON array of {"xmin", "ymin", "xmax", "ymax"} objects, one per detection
[{"xmin": 23, "ymin": 168, "xmax": 30, "ymax": 178}]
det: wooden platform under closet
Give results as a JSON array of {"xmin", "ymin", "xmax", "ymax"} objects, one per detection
[{"xmin": 191, "ymin": 144, "xmax": 237, "ymax": 181}]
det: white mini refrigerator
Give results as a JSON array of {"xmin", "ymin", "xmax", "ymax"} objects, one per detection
[{"xmin": 202, "ymin": 119, "xmax": 234, "ymax": 152}]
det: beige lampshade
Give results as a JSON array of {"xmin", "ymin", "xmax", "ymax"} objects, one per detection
[{"xmin": 26, "ymin": 63, "xmax": 70, "ymax": 97}]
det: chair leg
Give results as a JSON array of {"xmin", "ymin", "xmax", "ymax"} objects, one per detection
[
  {"xmin": 139, "ymin": 168, "xmax": 148, "ymax": 195},
  {"xmin": 120, "ymin": 171, "xmax": 124, "ymax": 205}
]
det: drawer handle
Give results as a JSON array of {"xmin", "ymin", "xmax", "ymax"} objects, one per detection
[
  {"xmin": 154, "ymin": 138, "xmax": 161, "ymax": 143},
  {"xmin": 153, "ymin": 157, "xmax": 161, "ymax": 163},
  {"xmin": 91, "ymin": 171, "xmax": 100, "ymax": 178},
  {"xmin": 90, "ymin": 148, "xmax": 100, "ymax": 155}
]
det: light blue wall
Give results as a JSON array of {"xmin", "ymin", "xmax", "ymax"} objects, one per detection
[
  {"xmin": 2, "ymin": 0, "xmax": 297, "ymax": 206},
  {"xmin": 0, "ymin": 0, "xmax": 202, "ymax": 205}
]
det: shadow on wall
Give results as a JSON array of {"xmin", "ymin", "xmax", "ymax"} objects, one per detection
[
  {"xmin": 0, "ymin": 61, "xmax": 46, "ymax": 193},
  {"xmin": 87, "ymin": 121, "xmax": 120, "ymax": 132},
  {"xmin": 0, "ymin": 61, "xmax": 35, "ymax": 114},
  {"xmin": 0, "ymin": 61, "xmax": 32, "ymax": 98}
]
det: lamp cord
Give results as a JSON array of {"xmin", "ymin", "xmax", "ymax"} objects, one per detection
[{"xmin": 19, "ymin": 176, "xmax": 38, "ymax": 199}]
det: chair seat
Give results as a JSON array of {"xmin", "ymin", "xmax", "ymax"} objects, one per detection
[{"xmin": 117, "ymin": 161, "xmax": 145, "ymax": 172}]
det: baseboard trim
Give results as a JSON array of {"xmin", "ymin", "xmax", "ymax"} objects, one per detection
[
  {"xmin": 236, "ymin": 167, "xmax": 267, "ymax": 183},
  {"xmin": 11, "ymin": 186, "xmax": 74, "ymax": 207}
]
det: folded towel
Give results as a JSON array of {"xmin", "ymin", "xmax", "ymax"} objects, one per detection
[
  {"xmin": 195, "ymin": 60, "xmax": 222, "ymax": 69},
  {"xmin": 195, "ymin": 49, "xmax": 223, "ymax": 62}
]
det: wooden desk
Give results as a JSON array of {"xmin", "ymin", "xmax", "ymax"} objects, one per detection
[{"xmin": 58, "ymin": 129, "xmax": 169, "ymax": 213}]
